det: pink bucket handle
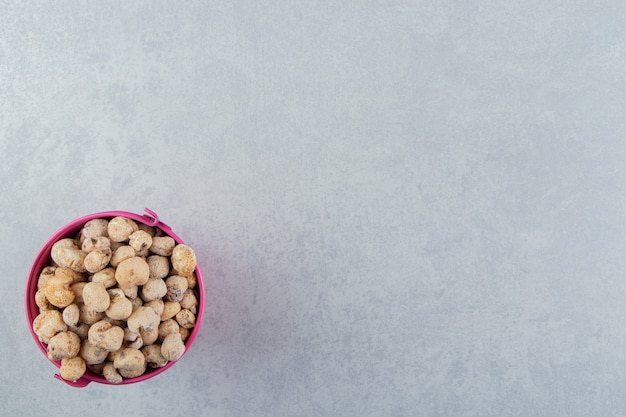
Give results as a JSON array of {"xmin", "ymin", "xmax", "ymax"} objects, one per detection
[
  {"xmin": 142, "ymin": 208, "xmax": 172, "ymax": 232},
  {"xmin": 54, "ymin": 374, "xmax": 91, "ymax": 388},
  {"xmin": 142, "ymin": 208, "xmax": 160, "ymax": 226}
]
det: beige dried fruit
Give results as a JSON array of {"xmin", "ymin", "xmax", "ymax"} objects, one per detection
[
  {"xmin": 115, "ymin": 257, "xmax": 150, "ymax": 288},
  {"xmin": 105, "ymin": 288, "xmax": 133, "ymax": 320},
  {"xmin": 82, "ymin": 282, "xmax": 110, "ymax": 312},
  {"xmin": 127, "ymin": 306, "xmax": 160, "ymax": 333},
  {"xmin": 51, "ymin": 239, "xmax": 87, "ymax": 272},
  {"xmin": 68, "ymin": 323, "xmax": 90, "ymax": 340},
  {"xmin": 123, "ymin": 327, "xmax": 143, "ymax": 349},
  {"xmin": 103, "ymin": 361, "xmax": 123, "ymax": 384},
  {"xmin": 141, "ymin": 278, "xmax": 167, "ymax": 302},
  {"xmin": 164, "ymin": 275, "xmax": 188, "ymax": 302},
  {"xmin": 161, "ymin": 332, "xmax": 185, "ymax": 361},
  {"xmin": 171, "ymin": 244, "xmax": 197, "ymax": 277},
  {"xmin": 84, "ymin": 249, "xmax": 112, "ymax": 273},
  {"xmin": 81, "ymin": 236, "xmax": 111, "ymax": 253},
  {"xmin": 108, "ymin": 217, "xmax": 138, "ymax": 242},
  {"xmin": 78, "ymin": 304, "xmax": 105, "ymax": 325},
  {"xmin": 160, "ymin": 301, "xmax": 181, "ymax": 321},
  {"xmin": 110, "ymin": 245, "xmax": 136, "ymax": 267},
  {"xmin": 150, "ymin": 236, "xmax": 175, "ymax": 256},
  {"xmin": 179, "ymin": 289, "xmax": 198, "ymax": 314},
  {"xmin": 79, "ymin": 340, "xmax": 108, "ymax": 365},
  {"xmin": 70, "ymin": 282, "xmax": 87, "ymax": 304},
  {"xmin": 171, "ymin": 244, "xmax": 196, "ymax": 276},
  {"xmin": 42, "ymin": 269, "xmax": 78, "ymax": 308},
  {"xmin": 54, "ymin": 267, "xmax": 86, "ymax": 285},
  {"xmin": 114, "ymin": 347, "xmax": 146, "ymax": 378},
  {"xmin": 91, "ymin": 267, "xmax": 117, "ymax": 289},
  {"xmin": 175, "ymin": 309, "xmax": 196, "ymax": 330},
  {"xmin": 185, "ymin": 271, "xmax": 197, "ymax": 290},
  {"xmin": 179, "ymin": 327, "xmax": 190, "ymax": 342},
  {"xmin": 35, "ymin": 290, "xmax": 54, "ymax": 311},
  {"xmin": 44, "ymin": 284, "xmax": 75, "ymax": 309},
  {"xmin": 137, "ymin": 223, "xmax": 156, "ymax": 237},
  {"xmin": 142, "ymin": 344, "xmax": 168, "ymax": 368},
  {"xmin": 62, "ymin": 303, "xmax": 80, "ymax": 327},
  {"xmin": 60, "ymin": 356, "xmax": 86, "ymax": 382},
  {"xmin": 158, "ymin": 319, "xmax": 180, "ymax": 342},
  {"xmin": 129, "ymin": 295, "xmax": 143, "ymax": 310},
  {"xmin": 124, "ymin": 285, "xmax": 140, "ymax": 300},
  {"xmin": 147, "ymin": 255, "xmax": 169, "ymax": 279},
  {"xmin": 87, "ymin": 320, "xmax": 124, "ymax": 352},
  {"xmin": 129, "ymin": 230, "xmax": 152, "ymax": 255},
  {"xmin": 139, "ymin": 328, "xmax": 159, "ymax": 346},
  {"xmin": 33, "ymin": 310, "xmax": 67, "ymax": 343},
  {"xmin": 145, "ymin": 299, "xmax": 164, "ymax": 317},
  {"xmin": 81, "ymin": 219, "xmax": 109, "ymax": 239},
  {"xmin": 47, "ymin": 331, "xmax": 81, "ymax": 361},
  {"xmin": 37, "ymin": 266, "xmax": 57, "ymax": 290}
]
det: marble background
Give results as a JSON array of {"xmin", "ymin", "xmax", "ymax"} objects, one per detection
[{"xmin": 2, "ymin": 1, "xmax": 626, "ymax": 416}]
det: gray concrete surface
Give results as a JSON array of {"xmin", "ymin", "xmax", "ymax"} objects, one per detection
[{"xmin": 3, "ymin": 1, "xmax": 626, "ymax": 416}]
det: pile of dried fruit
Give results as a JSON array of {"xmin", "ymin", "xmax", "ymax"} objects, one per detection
[{"xmin": 32, "ymin": 216, "xmax": 198, "ymax": 383}]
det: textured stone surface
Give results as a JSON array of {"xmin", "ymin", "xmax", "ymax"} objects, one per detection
[{"xmin": 3, "ymin": 1, "xmax": 626, "ymax": 415}]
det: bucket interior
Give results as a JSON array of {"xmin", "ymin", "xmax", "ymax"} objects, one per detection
[{"xmin": 25, "ymin": 210, "xmax": 204, "ymax": 386}]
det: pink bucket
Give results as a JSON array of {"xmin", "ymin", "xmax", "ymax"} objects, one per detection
[{"xmin": 25, "ymin": 208, "xmax": 205, "ymax": 387}]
